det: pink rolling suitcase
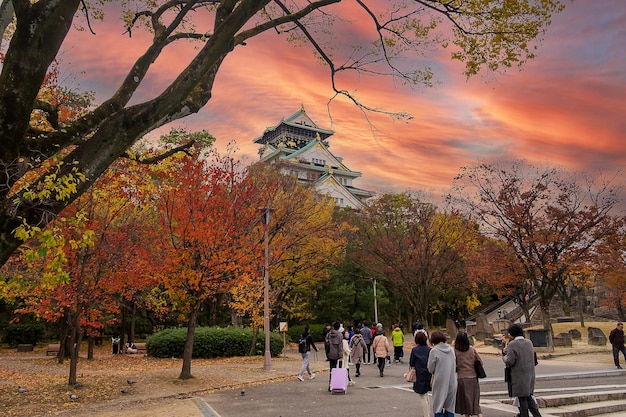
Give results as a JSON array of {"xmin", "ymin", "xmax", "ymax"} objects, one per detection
[{"xmin": 330, "ymin": 366, "xmax": 348, "ymax": 394}]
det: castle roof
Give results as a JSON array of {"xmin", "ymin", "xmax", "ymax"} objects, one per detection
[{"xmin": 253, "ymin": 105, "xmax": 334, "ymax": 145}]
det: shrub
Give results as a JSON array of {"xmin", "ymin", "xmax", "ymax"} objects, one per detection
[
  {"xmin": 2, "ymin": 323, "xmax": 46, "ymax": 346},
  {"xmin": 146, "ymin": 327, "xmax": 283, "ymax": 358},
  {"xmin": 286, "ymin": 324, "xmax": 326, "ymax": 345}
]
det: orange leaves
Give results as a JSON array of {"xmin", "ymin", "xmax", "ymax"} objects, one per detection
[{"xmin": 154, "ymin": 150, "xmax": 262, "ymax": 312}]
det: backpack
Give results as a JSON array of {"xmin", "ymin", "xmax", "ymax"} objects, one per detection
[{"xmin": 298, "ymin": 335, "xmax": 308, "ymax": 353}]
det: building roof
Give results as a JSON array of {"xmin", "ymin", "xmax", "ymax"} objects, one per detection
[
  {"xmin": 254, "ymin": 106, "xmax": 375, "ymax": 209},
  {"xmin": 253, "ymin": 105, "xmax": 334, "ymax": 145}
]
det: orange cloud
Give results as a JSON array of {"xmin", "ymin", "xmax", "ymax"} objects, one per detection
[{"xmin": 59, "ymin": 1, "xmax": 626, "ymax": 198}]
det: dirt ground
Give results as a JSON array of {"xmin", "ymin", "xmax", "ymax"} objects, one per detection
[{"xmin": 0, "ymin": 343, "xmax": 313, "ymax": 417}]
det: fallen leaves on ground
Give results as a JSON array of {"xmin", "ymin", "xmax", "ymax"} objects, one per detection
[{"xmin": 0, "ymin": 344, "xmax": 303, "ymax": 416}]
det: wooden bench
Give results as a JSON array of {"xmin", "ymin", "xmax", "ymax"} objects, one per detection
[
  {"xmin": 46, "ymin": 344, "xmax": 60, "ymax": 356},
  {"xmin": 126, "ymin": 342, "xmax": 146, "ymax": 354}
]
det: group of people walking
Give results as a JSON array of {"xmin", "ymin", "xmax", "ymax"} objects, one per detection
[
  {"xmin": 296, "ymin": 321, "xmax": 542, "ymax": 417},
  {"xmin": 410, "ymin": 329, "xmax": 483, "ymax": 417},
  {"xmin": 410, "ymin": 323, "xmax": 541, "ymax": 417}
]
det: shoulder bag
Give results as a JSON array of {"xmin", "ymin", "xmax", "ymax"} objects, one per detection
[
  {"xmin": 474, "ymin": 359, "xmax": 486, "ymax": 378},
  {"xmin": 405, "ymin": 367, "xmax": 416, "ymax": 382}
]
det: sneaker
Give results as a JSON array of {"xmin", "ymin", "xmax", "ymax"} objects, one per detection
[
  {"xmin": 297, "ymin": 375, "xmax": 304, "ymax": 382},
  {"xmin": 379, "ymin": 370, "xmax": 384, "ymax": 377},
  {"xmin": 348, "ymin": 381, "xmax": 355, "ymax": 386},
  {"xmin": 309, "ymin": 374, "xmax": 316, "ymax": 380}
]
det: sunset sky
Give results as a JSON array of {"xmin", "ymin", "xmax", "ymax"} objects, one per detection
[{"xmin": 61, "ymin": 1, "xmax": 626, "ymax": 197}]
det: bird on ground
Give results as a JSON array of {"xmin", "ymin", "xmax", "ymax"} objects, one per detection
[
  {"xmin": 121, "ymin": 388, "xmax": 130, "ymax": 394},
  {"xmin": 127, "ymin": 379, "xmax": 136, "ymax": 385},
  {"xmin": 18, "ymin": 387, "xmax": 27, "ymax": 394},
  {"xmin": 73, "ymin": 383, "xmax": 82, "ymax": 389},
  {"xmin": 69, "ymin": 394, "xmax": 78, "ymax": 401}
]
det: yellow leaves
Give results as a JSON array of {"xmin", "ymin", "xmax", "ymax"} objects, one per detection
[
  {"xmin": 12, "ymin": 219, "xmax": 40, "ymax": 242},
  {"xmin": 445, "ymin": 0, "xmax": 566, "ymax": 77},
  {"xmin": 465, "ymin": 292, "xmax": 481, "ymax": 315}
]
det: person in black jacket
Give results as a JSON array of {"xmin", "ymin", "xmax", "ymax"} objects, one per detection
[
  {"xmin": 609, "ymin": 322, "xmax": 626, "ymax": 369},
  {"xmin": 410, "ymin": 331, "xmax": 433, "ymax": 417},
  {"xmin": 297, "ymin": 326, "xmax": 319, "ymax": 381}
]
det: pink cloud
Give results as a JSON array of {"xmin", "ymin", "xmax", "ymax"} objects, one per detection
[{"xmin": 58, "ymin": 1, "xmax": 626, "ymax": 198}]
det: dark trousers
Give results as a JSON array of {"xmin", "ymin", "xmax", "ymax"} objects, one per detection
[
  {"xmin": 612, "ymin": 345, "xmax": 626, "ymax": 367},
  {"xmin": 364, "ymin": 342, "xmax": 371, "ymax": 363},
  {"xmin": 393, "ymin": 345, "xmax": 403, "ymax": 361},
  {"xmin": 377, "ymin": 357, "xmax": 385, "ymax": 375},
  {"xmin": 328, "ymin": 358, "xmax": 339, "ymax": 388},
  {"xmin": 518, "ymin": 396, "xmax": 542, "ymax": 417}
]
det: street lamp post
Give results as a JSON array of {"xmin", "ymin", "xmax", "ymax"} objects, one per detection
[{"xmin": 261, "ymin": 208, "xmax": 273, "ymax": 371}]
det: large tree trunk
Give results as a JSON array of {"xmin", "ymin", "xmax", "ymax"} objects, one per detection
[
  {"xmin": 68, "ymin": 311, "xmax": 83, "ymax": 385},
  {"xmin": 577, "ymin": 289, "xmax": 585, "ymax": 328},
  {"xmin": 539, "ymin": 303, "xmax": 554, "ymax": 351},
  {"xmin": 129, "ymin": 301, "xmax": 137, "ymax": 343},
  {"xmin": 57, "ymin": 311, "xmax": 68, "ymax": 364},
  {"xmin": 87, "ymin": 335, "xmax": 94, "ymax": 360},
  {"xmin": 179, "ymin": 302, "xmax": 201, "ymax": 380}
]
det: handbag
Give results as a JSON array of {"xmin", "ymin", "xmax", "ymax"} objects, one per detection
[
  {"xmin": 404, "ymin": 366, "xmax": 416, "ymax": 383},
  {"xmin": 474, "ymin": 359, "xmax": 486, "ymax": 379}
]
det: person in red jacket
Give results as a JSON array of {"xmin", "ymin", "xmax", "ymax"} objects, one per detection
[{"xmin": 609, "ymin": 322, "xmax": 626, "ymax": 369}]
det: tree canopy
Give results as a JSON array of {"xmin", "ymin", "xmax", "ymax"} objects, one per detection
[
  {"xmin": 0, "ymin": 0, "xmax": 565, "ymax": 266},
  {"xmin": 450, "ymin": 160, "xmax": 623, "ymax": 347},
  {"xmin": 346, "ymin": 192, "xmax": 478, "ymax": 327}
]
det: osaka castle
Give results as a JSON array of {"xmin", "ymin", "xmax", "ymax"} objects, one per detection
[{"xmin": 253, "ymin": 105, "xmax": 375, "ymax": 209}]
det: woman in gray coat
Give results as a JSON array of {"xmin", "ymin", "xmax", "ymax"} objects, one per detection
[
  {"xmin": 427, "ymin": 331, "xmax": 457, "ymax": 417},
  {"xmin": 502, "ymin": 324, "xmax": 541, "ymax": 417}
]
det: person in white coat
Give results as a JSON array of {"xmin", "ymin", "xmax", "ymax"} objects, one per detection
[
  {"xmin": 341, "ymin": 329, "xmax": 354, "ymax": 385},
  {"xmin": 427, "ymin": 330, "xmax": 457, "ymax": 417}
]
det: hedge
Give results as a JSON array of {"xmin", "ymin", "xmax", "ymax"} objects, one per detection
[
  {"xmin": 146, "ymin": 327, "xmax": 283, "ymax": 358},
  {"xmin": 286, "ymin": 324, "xmax": 326, "ymax": 346},
  {"xmin": 2, "ymin": 323, "xmax": 46, "ymax": 346}
]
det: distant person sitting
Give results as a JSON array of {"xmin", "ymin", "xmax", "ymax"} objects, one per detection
[{"xmin": 126, "ymin": 341, "xmax": 137, "ymax": 354}]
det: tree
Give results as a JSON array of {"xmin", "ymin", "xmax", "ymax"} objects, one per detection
[
  {"xmin": 450, "ymin": 161, "xmax": 623, "ymax": 349},
  {"xmin": 0, "ymin": 0, "xmax": 566, "ymax": 266},
  {"xmin": 466, "ymin": 236, "xmax": 535, "ymax": 322},
  {"xmin": 229, "ymin": 165, "xmax": 346, "ymax": 334},
  {"xmin": 154, "ymin": 149, "xmax": 261, "ymax": 379},
  {"xmin": 347, "ymin": 192, "xmax": 477, "ymax": 328},
  {"xmin": 0, "ymin": 154, "xmax": 159, "ymax": 385},
  {"xmin": 595, "ymin": 217, "xmax": 626, "ymax": 321}
]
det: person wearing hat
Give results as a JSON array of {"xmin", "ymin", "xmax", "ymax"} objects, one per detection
[{"xmin": 609, "ymin": 322, "xmax": 626, "ymax": 369}]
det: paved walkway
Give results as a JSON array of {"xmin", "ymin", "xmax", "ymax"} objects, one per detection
[{"xmin": 85, "ymin": 339, "xmax": 615, "ymax": 417}]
